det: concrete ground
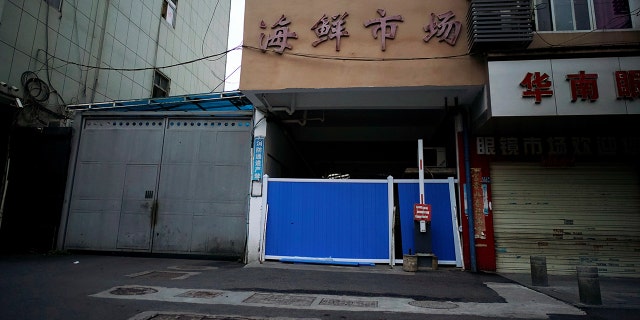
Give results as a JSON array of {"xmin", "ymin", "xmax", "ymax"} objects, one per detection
[
  {"xmin": 0, "ymin": 253, "xmax": 637, "ymax": 319},
  {"xmin": 500, "ymin": 272, "xmax": 640, "ymax": 320}
]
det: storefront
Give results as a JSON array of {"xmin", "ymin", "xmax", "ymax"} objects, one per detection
[
  {"xmin": 471, "ymin": 57, "xmax": 640, "ymax": 277},
  {"xmin": 241, "ymin": 0, "xmax": 483, "ymax": 265}
]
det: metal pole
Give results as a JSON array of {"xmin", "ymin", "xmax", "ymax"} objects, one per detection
[
  {"xmin": 418, "ymin": 139, "xmax": 425, "ymax": 204},
  {"xmin": 463, "ymin": 115, "xmax": 478, "ymax": 272},
  {"xmin": 0, "ymin": 158, "xmax": 9, "ymax": 230}
]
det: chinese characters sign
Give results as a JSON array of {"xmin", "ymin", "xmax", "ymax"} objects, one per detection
[
  {"xmin": 311, "ymin": 12, "xmax": 349, "ymax": 51},
  {"xmin": 364, "ymin": 9, "xmax": 404, "ymax": 51},
  {"xmin": 423, "ymin": 11, "xmax": 461, "ymax": 46},
  {"xmin": 259, "ymin": 15, "xmax": 298, "ymax": 54},
  {"xmin": 258, "ymin": 8, "xmax": 462, "ymax": 54},
  {"xmin": 489, "ymin": 58, "xmax": 640, "ymax": 116},
  {"xmin": 252, "ymin": 137, "xmax": 265, "ymax": 181},
  {"xmin": 476, "ymin": 136, "xmax": 640, "ymax": 159},
  {"xmin": 615, "ymin": 70, "xmax": 640, "ymax": 99},
  {"xmin": 566, "ymin": 71, "xmax": 599, "ymax": 102},
  {"xmin": 519, "ymin": 70, "xmax": 637, "ymax": 104},
  {"xmin": 520, "ymin": 72, "xmax": 553, "ymax": 104}
]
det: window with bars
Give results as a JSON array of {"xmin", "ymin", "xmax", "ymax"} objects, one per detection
[
  {"xmin": 152, "ymin": 71, "xmax": 170, "ymax": 98},
  {"xmin": 161, "ymin": 0, "xmax": 178, "ymax": 28},
  {"xmin": 534, "ymin": 0, "xmax": 637, "ymax": 31}
]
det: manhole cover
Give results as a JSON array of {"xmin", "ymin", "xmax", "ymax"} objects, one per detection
[
  {"xmin": 110, "ymin": 286, "xmax": 158, "ymax": 296},
  {"xmin": 243, "ymin": 293, "xmax": 315, "ymax": 306},
  {"xmin": 127, "ymin": 270, "xmax": 198, "ymax": 280},
  {"xmin": 176, "ymin": 290, "xmax": 223, "ymax": 299},
  {"xmin": 319, "ymin": 298, "xmax": 378, "ymax": 308},
  {"xmin": 409, "ymin": 300, "xmax": 459, "ymax": 309}
]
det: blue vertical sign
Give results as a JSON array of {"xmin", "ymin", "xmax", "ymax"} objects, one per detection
[{"xmin": 252, "ymin": 137, "xmax": 265, "ymax": 181}]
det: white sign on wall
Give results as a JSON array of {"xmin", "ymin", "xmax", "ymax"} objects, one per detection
[{"xmin": 488, "ymin": 57, "xmax": 639, "ymax": 117}]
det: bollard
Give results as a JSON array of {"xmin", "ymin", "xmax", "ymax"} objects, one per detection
[
  {"xmin": 576, "ymin": 266, "xmax": 602, "ymax": 305},
  {"xmin": 403, "ymin": 254, "xmax": 418, "ymax": 272},
  {"xmin": 530, "ymin": 256, "xmax": 548, "ymax": 286}
]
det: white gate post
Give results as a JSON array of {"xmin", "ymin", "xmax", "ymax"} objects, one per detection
[{"xmin": 259, "ymin": 174, "xmax": 269, "ymax": 263}]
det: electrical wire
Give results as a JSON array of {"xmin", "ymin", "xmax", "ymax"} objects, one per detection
[
  {"xmin": 211, "ymin": 63, "xmax": 241, "ymax": 93},
  {"xmin": 43, "ymin": 45, "xmax": 243, "ymax": 72},
  {"xmin": 242, "ymin": 45, "xmax": 472, "ymax": 61},
  {"xmin": 201, "ymin": 0, "xmax": 222, "ymax": 60},
  {"xmin": 21, "ymin": 1, "xmax": 69, "ymax": 124},
  {"xmin": 31, "ymin": 2, "xmax": 640, "ymax": 98},
  {"xmin": 38, "ymin": 3, "xmax": 640, "ymax": 72}
]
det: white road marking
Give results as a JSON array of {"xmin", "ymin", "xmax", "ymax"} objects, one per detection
[{"xmin": 91, "ymin": 282, "xmax": 585, "ymax": 319}]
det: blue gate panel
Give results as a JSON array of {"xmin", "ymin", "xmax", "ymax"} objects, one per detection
[
  {"xmin": 398, "ymin": 183, "xmax": 456, "ymax": 262},
  {"xmin": 266, "ymin": 181, "xmax": 389, "ymax": 260}
]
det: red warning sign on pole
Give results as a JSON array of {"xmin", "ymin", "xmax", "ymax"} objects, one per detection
[{"xmin": 414, "ymin": 203, "xmax": 432, "ymax": 222}]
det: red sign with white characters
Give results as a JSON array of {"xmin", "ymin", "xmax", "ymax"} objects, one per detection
[{"xmin": 414, "ymin": 203, "xmax": 432, "ymax": 221}]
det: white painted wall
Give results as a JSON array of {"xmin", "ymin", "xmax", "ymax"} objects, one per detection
[{"xmin": 246, "ymin": 109, "xmax": 267, "ymax": 263}]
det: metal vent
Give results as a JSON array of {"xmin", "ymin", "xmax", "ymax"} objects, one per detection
[{"xmin": 467, "ymin": 0, "xmax": 533, "ymax": 52}]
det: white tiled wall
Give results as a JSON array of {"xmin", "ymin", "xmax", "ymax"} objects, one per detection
[{"xmin": 1, "ymin": 0, "xmax": 230, "ymax": 108}]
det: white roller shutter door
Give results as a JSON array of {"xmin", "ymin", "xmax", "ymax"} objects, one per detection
[{"xmin": 491, "ymin": 163, "xmax": 640, "ymax": 277}]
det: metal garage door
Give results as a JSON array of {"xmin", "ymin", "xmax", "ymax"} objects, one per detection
[
  {"xmin": 491, "ymin": 162, "xmax": 640, "ymax": 277},
  {"xmin": 64, "ymin": 117, "xmax": 251, "ymax": 256}
]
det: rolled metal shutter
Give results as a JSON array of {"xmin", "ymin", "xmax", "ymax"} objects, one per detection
[{"xmin": 491, "ymin": 163, "xmax": 640, "ymax": 277}]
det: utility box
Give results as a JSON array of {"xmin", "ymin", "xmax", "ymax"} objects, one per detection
[{"xmin": 413, "ymin": 204, "xmax": 433, "ymax": 253}]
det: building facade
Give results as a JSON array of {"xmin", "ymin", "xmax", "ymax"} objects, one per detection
[
  {"xmin": 240, "ymin": 0, "xmax": 483, "ymax": 267},
  {"xmin": 1, "ymin": 0, "xmax": 231, "ymax": 126},
  {"xmin": 469, "ymin": 0, "xmax": 640, "ymax": 277},
  {"xmin": 240, "ymin": 0, "xmax": 640, "ymax": 277},
  {"xmin": 0, "ymin": 0, "xmax": 232, "ymax": 252}
]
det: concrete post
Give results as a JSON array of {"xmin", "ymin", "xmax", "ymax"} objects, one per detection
[
  {"xmin": 576, "ymin": 266, "xmax": 602, "ymax": 305},
  {"xmin": 530, "ymin": 256, "xmax": 548, "ymax": 287}
]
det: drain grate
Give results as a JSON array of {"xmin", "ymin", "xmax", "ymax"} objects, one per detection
[
  {"xmin": 176, "ymin": 290, "xmax": 223, "ymax": 299},
  {"xmin": 110, "ymin": 286, "xmax": 158, "ymax": 296},
  {"xmin": 409, "ymin": 300, "xmax": 459, "ymax": 309},
  {"xmin": 126, "ymin": 270, "xmax": 199, "ymax": 280},
  {"xmin": 243, "ymin": 293, "xmax": 315, "ymax": 306},
  {"xmin": 319, "ymin": 298, "xmax": 378, "ymax": 308}
]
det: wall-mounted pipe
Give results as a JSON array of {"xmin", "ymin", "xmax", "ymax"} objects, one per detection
[
  {"xmin": 261, "ymin": 94, "xmax": 295, "ymax": 115},
  {"xmin": 280, "ymin": 110, "xmax": 325, "ymax": 126}
]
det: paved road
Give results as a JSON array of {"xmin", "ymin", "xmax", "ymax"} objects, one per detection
[{"xmin": 0, "ymin": 253, "xmax": 636, "ymax": 319}]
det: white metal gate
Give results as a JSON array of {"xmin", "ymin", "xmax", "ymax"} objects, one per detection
[
  {"xmin": 491, "ymin": 162, "xmax": 640, "ymax": 277},
  {"xmin": 64, "ymin": 117, "xmax": 251, "ymax": 256}
]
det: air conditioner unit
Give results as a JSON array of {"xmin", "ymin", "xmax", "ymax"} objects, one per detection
[{"xmin": 424, "ymin": 147, "xmax": 446, "ymax": 168}]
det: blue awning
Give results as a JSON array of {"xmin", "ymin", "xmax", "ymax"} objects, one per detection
[{"xmin": 69, "ymin": 91, "xmax": 253, "ymax": 113}]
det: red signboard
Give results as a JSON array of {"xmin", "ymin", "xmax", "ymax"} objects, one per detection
[{"xmin": 413, "ymin": 203, "xmax": 432, "ymax": 221}]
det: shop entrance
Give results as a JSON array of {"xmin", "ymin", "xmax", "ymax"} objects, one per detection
[
  {"xmin": 249, "ymin": 86, "xmax": 482, "ymax": 264},
  {"xmin": 265, "ymin": 108, "xmax": 457, "ymax": 180}
]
